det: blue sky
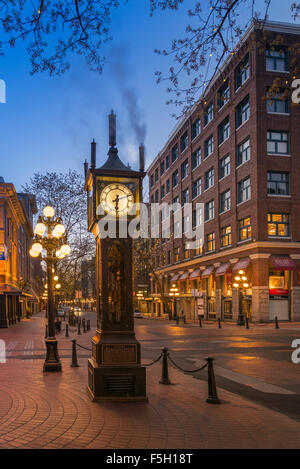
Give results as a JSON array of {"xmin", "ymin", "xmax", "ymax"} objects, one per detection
[{"xmin": 0, "ymin": 0, "xmax": 296, "ymax": 190}]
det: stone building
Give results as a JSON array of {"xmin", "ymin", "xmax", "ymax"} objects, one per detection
[{"xmin": 147, "ymin": 20, "xmax": 300, "ymax": 322}]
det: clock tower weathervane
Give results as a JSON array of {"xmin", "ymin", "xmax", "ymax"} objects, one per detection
[{"xmin": 84, "ymin": 111, "xmax": 147, "ymax": 401}]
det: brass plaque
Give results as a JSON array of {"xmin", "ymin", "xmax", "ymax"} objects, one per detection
[{"xmin": 102, "ymin": 344, "xmax": 137, "ymax": 364}]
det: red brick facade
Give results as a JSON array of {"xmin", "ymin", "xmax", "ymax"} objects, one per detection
[{"xmin": 147, "ymin": 21, "xmax": 300, "ymax": 322}]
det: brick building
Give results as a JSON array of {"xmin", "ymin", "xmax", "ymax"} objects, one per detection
[
  {"xmin": 0, "ymin": 178, "xmax": 42, "ymax": 327},
  {"xmin": 147, "ymin": 20, "xmax": 300, "ymax": 323}
]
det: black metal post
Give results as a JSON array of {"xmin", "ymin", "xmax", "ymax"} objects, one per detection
[
  {"xmin": 45, "ymin": 324, "xmax": 48, "ymax": 338},
  {"xmin": 275, "ymin": 316, "xmax": 280, "ymax": 329},
  {"xmin": 237, "ymin": 288, "xmax": 245, "ymax": 326},
  {"xmin": 71, "ymin": 339, "xmax": 79, "ymax": 367},
  {"xmin": 206, "ymin": 357, "xmax": 220, "ymax": 404},
  {"xmin": 183, "ymin": 315, "xmax": 186, "ymax": 324},
  {"xmin": 159, "ymin": 347, "xmax": 171, "ymax": 385},
  {"xmin": 65, "ymin": 324, "xmax": 69, "ymax": 337},
  {"xmin": 199, "ymin": 317, "xmax": 202, "ymax": 327},
  {"xmin": 44, "ymin": 260, "xmax": 61, "ymax": 372},
  {"xmin": 218, "ymin": 317, "xmax": 221, "ymax": 329},
  {"xmin": 77, "ymin": 322, "xmax": 81, "ymax": 335},
  {"xmin": 83, "ymin": 318, "xmax": 86, "ymax": 333},
  {"xmin": 245, "ymin": 316, "xmax": 249, "ymax": 329},
  {"xmin": 87, "ymin": 319, "xmax": 90, "ymax": 331}
]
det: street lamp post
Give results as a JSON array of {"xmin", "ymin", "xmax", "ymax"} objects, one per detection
[
  {"xmin": 29, "ymin": 206, "xmax": 70, "ymax": 372},
  {"xmin": 233, "ymin": 269, "xmax": 249, "ymax": 326},
  {"xmin": 169, "ymin": 283, "xmax": 179, "ymax": 320}
]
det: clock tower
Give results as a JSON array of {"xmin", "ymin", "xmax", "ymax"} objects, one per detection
[{"xmin": 84, "ymin": 111, "xmax": 147, "ymax": 401}]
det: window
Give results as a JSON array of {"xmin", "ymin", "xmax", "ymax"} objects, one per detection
[
  {"xmin": 181, "ymin": 159, "xmax": 189, "ymax": 179},
  {"xmin": 155, "ymin": 168, "xmax": 159, "ymax": 182},
  {"xmin": 183, "ymin": 215, "xmax": 190, "ymax": 233},
  {"xmin": 161, "ymin": 185, "xmax": 165, "ymax": 199},
  {"xmin": 151, "ymin": 194, "xmax": 154, "ymax": 203},
  {"xmin": 266, "ymin": 46, "xmax": 288, "ymax": 72},
  {"xmin": 268, "ymin": 213, "xmax": 290, "ymax": 237},
  {"xmin": 192, "ymin": 118, "xmax": 201, "ymax": 139},
  {"xmin": 219, "ymin": 154, "xmax": 230, "ymax": 179},
  {"xmin": 238, "ymin": 217, "xmax": 251, "ymax": 241},
  {"xmin": 172, "ymin": 144, "xmax": 178, "ymax": 163},
  {"xmin": 192, "ymin": 205, "xmax": 203, "ymax": 227},
  {"xmin": 235, "ymin": 53, "xmax": 250, "ymax": 90},
  {"xmin": 206, "ymin": 232, "xmax": 215, "ymax": 252},
  {"xmin": 205, "ymin": 167, "xmax": 214, "ymax": 190},
  {"xmin": 167, "ymin": 250, "xmax": 171, "ymax": 264},
  {"xmin": 266, "ymin": 88, "xmax": 289, "ymax": 114},
  {"xmin": 183, "ymin": 242, "xmax": 190, "ymax": 259},
  {"xmin": 220, "ymin": 189, "xmax": 231, "ymax": 213},
  {"xmin": 166, "ymin": 179, "xmax": 170, "ymax": 194},
  {"xmin": 236, "ymin": 95, "xmax": 250, "ymax": 128},
  {"xmin": 204, "ymin": 102, "xmax": 214, "ymax": 126},
  {"xmin": 155, "ymin": 190, "xmax": 159, "ymax": 202},
  {"xmin": 204, "ymin": 135, "xmax": 214, "ymax": 158},
  {"xmin": 194, "ymin": 238, "xmax": 203, "ymax": 256},
  {"xmin": 182, "ymin": 188, "xmax": 189, "ymax": 204},
  {"xmin": 218, "ymin": 116, "xmax": 230, "ymax": 145},
  {"xmin": 267, "ymin": 172, "xmax": 290, "ymax": 195},
  {"xmin": 160, "ymin": 161, "xmax": 165, "ymax": 175},
  {"xmin": 173, "ymin": 195, "xmax": 179, "ymax": 205},
  {"xmin": 181, "ymin": 132, "xmax": 188, "ymax": 152},
  {"xmin": 174, "ymin": 220, "xmax": 180, "ymax": 237},
  {"xmin": 166, "ymin": 154, "xmax": 170, "ymax": 169},
  {"xmin": 267, "ymin": 131, "xmax": 289, "ymax": 155},
  {"xmin": 192, "ymin": 177, "xmax": 201, "ymax": 199},
  {"xmin": 218, "ymin": 81, "xmax": 230, "ymax": 109},
  {"xmin": 238, "ymin": 177, "xmax": 251, "ymax": 203},
  {"xmin": 192, "ymin": 148, "xmax": 201, "ymax": 170},
  {"xmin": 174, "ymin": 247, "xmax": 180, "ymax": 263},
  {"xmin": 205, "ymin": 200, "xmax": 215, "ymax": 221},
  {"xmin": 150, "ymin": 174, "xmax": 154, "ymax": 187},
  {"xmin": 237, "ymin": 137, "xmax": 250, "ymax": 166},
  {"xmin": 221, "ymin": 226, "xmax": 231, "ymax": 247},
  {"xmin": 172, "ymin": 169, "xmax": 178, "ymax": 188}
]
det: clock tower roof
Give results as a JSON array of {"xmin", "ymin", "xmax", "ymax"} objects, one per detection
[{"xmin": 99, "ymin": 146, "xmax": 129, "ymax": 172}]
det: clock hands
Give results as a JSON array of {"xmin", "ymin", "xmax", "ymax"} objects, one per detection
[{"xmin": 112, "ymin": 194, "xmax": 128, "ymax": 213}]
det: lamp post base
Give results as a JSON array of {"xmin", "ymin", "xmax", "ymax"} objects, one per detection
[{"xmin": 43, "ymin": 338, "xmax": 62, "ymax": 372}]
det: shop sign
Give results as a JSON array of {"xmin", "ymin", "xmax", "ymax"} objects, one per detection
[{"xmin": 269, "ymin": 288, "xmax": 289, "ymax": 295}]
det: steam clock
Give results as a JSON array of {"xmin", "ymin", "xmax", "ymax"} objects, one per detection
[{"xmin": 84, "ymin": 111, "xmax": 147, "ymax": 401}]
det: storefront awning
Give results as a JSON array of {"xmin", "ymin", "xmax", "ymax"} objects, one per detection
[
  {"xmin": 190, "ymin": 268, "xmax": 201, "ymax": 279},
  {"xmin": 201, "ymin": 265, "xmax": 214, "ymax": 278},
  {"xmin": 215, "ymin": 262, "xmax": 231, "ymax": 277},
  {"xmin": 180, "ymin": 271, "xmax": 189, "ymax": 281},
  {"xmin": 232, "ymin": 257, "xmax": 251, "ymax": 273},
  {"xmin": 170, "ymin": 273, "xmax": 180, "ymax": 282},
  {"xmin": 270, "ymin": 256, "xmax": 296, "ymax": 271},
  {"xmin": 0, "ymin": 284, "xmax": 22, "ymax": 295}
]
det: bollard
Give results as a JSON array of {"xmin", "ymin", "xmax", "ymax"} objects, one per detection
[
  {"xmin": 183, "ymin": 315, "xmax": 186, "ymax": 324},
  {"xmin": 77, "ymin": 323, "xmax": 81, "ymax": 335},
  {"xmin": 87, "ymin": 319, "xmax": 90, "ymax": 331},
  {"xmin": 275, "ymin": 316, "xmax": 280, "ymax": 329},
  {"xmin": 83, "ymin": 319, "xmax": 86, "ymax": 333},
  {"xmin": 65, "ymin": 324, "xmax": 69, "ymax": 337},
  {"xmin": 199, "ymin": 317, "xmax": 202, "ymax": 328},
  {"xmin": 159, "ymin": 347, "xmax": 171, "ymax": 385},
  {"xmin": 218, "ymin": 317, "xmax": 221, "ymax": 329},
  {"xmin": 176, "ymin": 316, "xmax": 179, "ymax": 325},
  {"xmin": 245, "ymin": 316, "xmax": 249, "ymax": 329},
  {"xmin": 206, "ymin": 357, "xmax": 220, "ymax": 404},
  {"xmin": 70, "ymin": 339, "xmax": 79, "ymax": 367},
  {"xmin": 45, "ymin": 324, "xmax": 48, "ymax": 338}
]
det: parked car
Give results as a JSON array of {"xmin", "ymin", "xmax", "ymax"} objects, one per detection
[{"xmin": 134, "ymin": 310, "xmax": 143, "ymax": 319}]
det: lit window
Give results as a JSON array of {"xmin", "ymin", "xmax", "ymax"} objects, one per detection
[
  {"xmin": 238, "ymin": 217, "xmax": 251, "ymax": 241},
  {"xmin": 267, "ymin": 213, "xmax": 290, "ymax": 237},
  {"xmin": 207, "ymin": 232, "xmax": 215, "ymax": 252},
  {"xmin": 221, "ymin": 226, "xmax": 231, "ymax": 247}
]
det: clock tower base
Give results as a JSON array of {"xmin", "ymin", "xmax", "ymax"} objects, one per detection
[{"xmin": 87, "ymin": 331, "xmax": 148, "ymax": 402}]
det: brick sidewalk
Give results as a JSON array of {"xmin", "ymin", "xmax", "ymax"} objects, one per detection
[{"xmin": 1, "ymin": 314, "xmax": 300, "ymax": 449}]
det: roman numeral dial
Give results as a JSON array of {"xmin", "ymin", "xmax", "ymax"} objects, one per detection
[{"xmin": 100, "ymin": 183, "xmax": 134, "ymax": 217}]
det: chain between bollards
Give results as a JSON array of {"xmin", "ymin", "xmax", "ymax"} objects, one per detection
[
  {"xmin": 275, "ymin": 316, "xmax": 280, "ymax": 329},
  {"xmin": 70, "ymin": 339, "xmax": 79, "ymax": 367}
]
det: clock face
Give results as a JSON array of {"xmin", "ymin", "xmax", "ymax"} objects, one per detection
[{"xmin": 100, "ymin": 183, "xmax": 134, "ymax": 216}]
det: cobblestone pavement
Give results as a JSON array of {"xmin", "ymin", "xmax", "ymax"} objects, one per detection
[{"xmin": 0, "ymin": 313, "xmax": 300, "ymax": 449}]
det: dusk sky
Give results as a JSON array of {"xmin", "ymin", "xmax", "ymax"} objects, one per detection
[{"xmin": 0, "ymin": 0, "xmax": 295, "ymax": 191}]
